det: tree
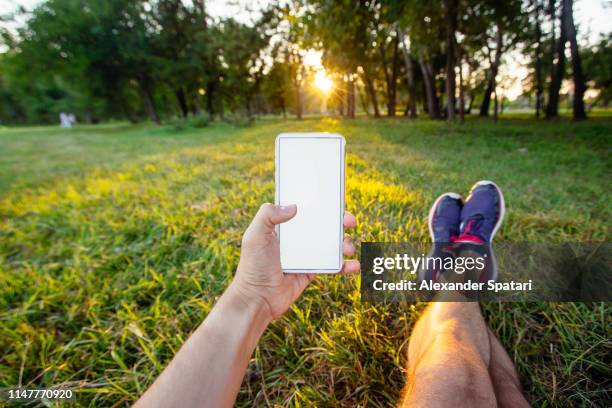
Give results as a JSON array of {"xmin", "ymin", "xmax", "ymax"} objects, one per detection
[
  {"xmin": 379, "ymin": 29, "xmax": 400, "ymax": 116},
  {"xmin": 582, "ymin": 34, "xmax": 612, "ymax": 110},
  {"xmin": 545, "ymin": 0, "xmax": 586, "ymax": 119},
  {"xmin": 478, "ymin": 0, "xmax": 525, "ymax": 117},
  {"xmin": 444, "ymin": 0, "xmax": 458, "ymax": 120},
  {"xmin": 152, "ymin": 0, "xmax": 199, "ymax": 118},
  {"xmin": 262, "ymin": 58, "xmax": 292, "ymax": 118},
  {"xmin": 0, "ymin": 0, "xmax": 279, "ymax": 124},
  {"xmin": 2, "ymin": 0, "xmax": 162, "ymax": 123},
  {"xmin": 215, "ymin": 19, "xmax": 270, "ymax": 116},
  {"xmin": 395, "ymin": 25, "xmax": 417, "ymax": 118},
  {"xmin": 397, "ymin": 0, "xmax": 445, "ymax": 119},
  {"xmin": 381, "ymin": 0, "xmax": 419, "ymax": 119},
  {"xmin": 545, "ymin": 2, "xmax": 565, "ymax": 118},
  {"xmin": 533, "ymin": 0, "xmax": 545, "ymax": 118},
  {"xmin": 273, "ymin": 1, "xmax": 309, "ymax": 120},
  {"xmin": 563, "ymin": 0, "xmax": 586, "ymax": 120},
  {"xmin": 307, "ymin": 0, "xmax": 386, "ymax": 119}
]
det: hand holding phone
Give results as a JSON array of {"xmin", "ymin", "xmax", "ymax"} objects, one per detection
[{"xmin": 233, "ymin": 203, "xmax": 358, "ymax": 320}]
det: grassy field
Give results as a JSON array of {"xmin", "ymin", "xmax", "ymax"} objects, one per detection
[{"xmin": 0, "ymin": 117, "xmax": 611, "ymax": 407}]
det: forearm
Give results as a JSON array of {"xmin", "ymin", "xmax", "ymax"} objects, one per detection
[{"xmin": 135, "ymin": 283, "xmax": 272, "ymax": 408}]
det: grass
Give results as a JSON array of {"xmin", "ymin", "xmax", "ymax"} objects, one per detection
[{"xmin": 0, "ymin": 117, "xmax": 610, "ymax": 407}]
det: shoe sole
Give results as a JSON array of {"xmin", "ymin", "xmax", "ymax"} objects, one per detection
[{"xmin": 428, "ymin": 192, "xmax": 463, "ymax": 243}]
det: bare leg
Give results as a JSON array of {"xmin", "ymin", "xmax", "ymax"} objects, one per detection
[
  {"xmin": 487, "ymin": 327, "xmax": 531, "ymax": 408},
  {"xmin": 400, "ymin": 302, "xmax": 530, "ymax": 407},
  {"xmin": 401, "ymin": 302, "xmax": 496, "ymax": 407}
]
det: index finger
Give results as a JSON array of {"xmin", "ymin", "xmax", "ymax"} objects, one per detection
[{"xmin": 343, "ymin": 212, "xmax": 357, "ymax": 228}]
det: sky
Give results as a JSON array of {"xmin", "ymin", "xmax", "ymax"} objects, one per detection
[{"xmin": 1, "ymin": 0, "xmax": 610, "ymax": 100}]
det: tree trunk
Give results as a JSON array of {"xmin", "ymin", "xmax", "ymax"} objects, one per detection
[
  {"xmin": 190, "ymin": 92, "xmax": 200, "ymax": 115},
  {"xmin": 206, "ymin": 81, "xmax": 218, "ymax": 118},
  {"xmin": 388, "ymin": 36, "xmax": 399, "ymax": 117},
  {"xmin": 358, "ymin": 86, "xmax": 369, "ymax": 116},
  {"xmin": 175, "ymin": 88, "xmax": 189, "ymax": 118},
  {"xmin": 480, "ymin": 26, "xmax": 503, "ymax": 116},
  {"xmin": 396, "ymin": 25, "xmax": 417, "ymax": 118},
  {"xmin": 352, "ymin": 76, "xmax": 357, "ymax": 118},
  {"xmin": 546, "ymin": 0, "xmax": 557, "ymax": 114},
  {"xmin": 418, "ymin": 53, "xmax": 440, "ymax": 119},
  {"xmin": 346, "ymin": 75, "xmax": 356, "ymax": 119},
  {"xmin": 216, "ymin": 87, "xmax": 224, "ymax": 120},
  {"xmin": 445, "ymin": 0, "xmax": 458, "ymax": 120},
  {"xmin": 344, "ymin": 80, "xmax": 349, "ymax": 117},
  {"xmin": 480, "ymin": 76, "xmax": 494, "ymax": 116},
  {"xmin": 493, "ymin": 87, "xmax": 499, "ymax": 122},
  {"xmin": 139, "ymin": 80, "xmax": 160, "ymax": 124},
  {"xmin": 280, "ymin": 97, "xmax": 287, "ymax": 119},
  {"xmin": 534, "ymin": 0, "xmax": 544, "ymax": 118},
  {"xmin": 245, "ymin": 98, "xmax": 252, "ymax": 117},
  {"xmin": 294, "ymin": 80, "xmax": 302, "ymax": 120},
  {"xmin": 467, "ymin": 89, "xmax": 476, "ymax": 114},
  {"xmin": 379, "ymin": 42, "xmax": 395, "ymax": 117},
  {"xmin": 362, "ymin": 68, "xmax": 381, "ymax": 117},
  {"xmin": 458, "ymin": 46, "xmax": 465, "ymax": 122},
  {"xmin": 546, "ymin": 0, "xmax": 566, "ymax": 119},
  {"xmin": 563, "ymin": 0, "xmax": 587, "ymax": 120},
  {"xmin": 422, "ymin": 80, "xmax": 429, "ymax": 114},
  {"xmin": 292, "ymin": 56, "xmax": 303, "ymax": 120}
]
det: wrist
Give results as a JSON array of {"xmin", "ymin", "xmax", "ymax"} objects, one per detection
[{"xmin": 225, "ymin": 280, "xmax": 274, "ymax": 327}]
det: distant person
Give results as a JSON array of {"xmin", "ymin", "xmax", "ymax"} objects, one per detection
[
  {"xmin": 136, "ymin": 181, "xmax": 530, "ymax": 407},
  {"xmin": 59, "ymin": 112, "xmax": 71, "ymax": 128},
  {"xmin": 59, "ymin": 112, "xmax": 76, "ymax": 128}
]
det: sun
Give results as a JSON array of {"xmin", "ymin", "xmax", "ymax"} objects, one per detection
[{"xmin": 314, "ymin": 70, "xmax": 333, "ymax": 94}]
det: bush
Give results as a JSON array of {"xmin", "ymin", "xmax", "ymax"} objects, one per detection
[
  {"xmin": 167, "ymin": 113, "xmax": 210, "ymax": 131},
  {"xmin": 223, "ymin": 113, "xmax": 255, "ymax": 128},
  {"xmin": 187, "ymin": 113, "xmax": 210, "ymax": 128},
  {"xmin": 168, "ymin": 117, "xmax": 187, "ymax": 131}
]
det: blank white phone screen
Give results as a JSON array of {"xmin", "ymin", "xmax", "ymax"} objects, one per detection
[{"xmin": 276, "ymin": 134, "xmax": 344, "ymax": 272}]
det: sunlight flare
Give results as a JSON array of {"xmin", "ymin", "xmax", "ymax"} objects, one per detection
[{"xmin": 314, "ymin": 70, "xmax": 333, "ymax": 94}]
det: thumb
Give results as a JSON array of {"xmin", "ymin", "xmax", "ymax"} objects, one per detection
[{"xmin": 251, "ymin": 203, "xmax": 297, "ymax": 234}]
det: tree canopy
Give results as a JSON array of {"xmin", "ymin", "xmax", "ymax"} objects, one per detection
[{"xmin": 0, "ymin": 0, "xmax": 608, "ymax": 124}]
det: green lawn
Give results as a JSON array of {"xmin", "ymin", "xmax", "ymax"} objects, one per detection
[{"xmin": 1, "ymin": 118, "xmax": 610, "ymax": 406}]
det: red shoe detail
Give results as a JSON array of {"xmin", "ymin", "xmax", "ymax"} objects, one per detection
[
  {"xmin": 452, "ymin": 233, "xmax": 484, "ymax": 244},
  {"xmin": 465, "ymin": 219, "xmax": 475, "ymax": 232}
]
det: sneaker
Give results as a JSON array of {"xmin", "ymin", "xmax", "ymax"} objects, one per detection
[
  {"xmin": 428, "ymin": 192, "xmax": 463, "ymax": 243},
  {"xmin": 457, "ymin": 180, "xmax": 505, "ymax": 244},
  {"xmin": 456, "ymin": 180, "xmax": 506, "ymax": 284},
  {"xmin": 420, "ymin": 193, "xmax": 463, "ymax": 283}
]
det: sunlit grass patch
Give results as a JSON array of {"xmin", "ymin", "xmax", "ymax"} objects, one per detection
[{"xmin": 347, "ymin": 171, "xmax": 426, "ymax": 243}]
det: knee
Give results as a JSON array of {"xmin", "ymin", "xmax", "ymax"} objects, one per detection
[{"xmin": 404, "ymin": 364, "xmax": 497, "ymax": 408}]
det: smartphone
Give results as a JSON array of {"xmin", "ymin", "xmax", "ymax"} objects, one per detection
[{"xmin": 275, "ymin": 133, "xmax": 345, "ymax": 273}]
